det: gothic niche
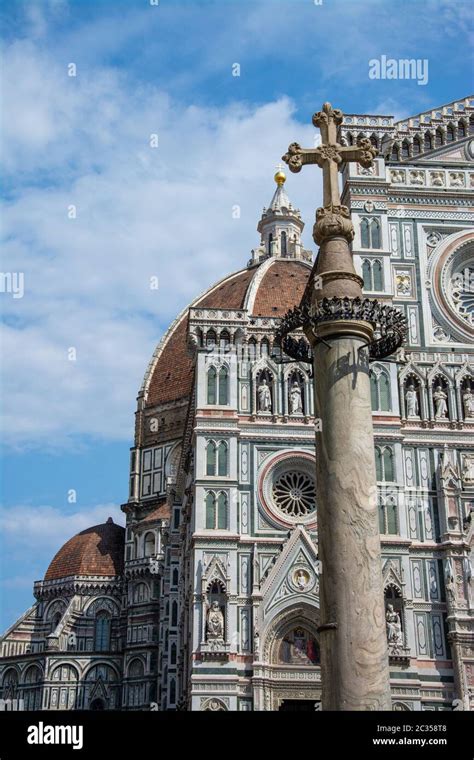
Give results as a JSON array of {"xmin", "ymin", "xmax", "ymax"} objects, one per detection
[
  {"xmin": 256, "ymin": 370, "xmax": 274, "ymax": 413},
  {"xmin": 461, "ymin": 378, "xmax": 474, "ymax": 420},
  {"xmin": 384, "ymin": 587, "xmax": 408, "ymax": 661},
  {"xmin": 204, "ymin": 580, "xmax": 226, "ymax": 652},
  {"xmin": 288, "ymin": 371, "xmax": 304, "ymax": 415},
  {"xmin": 404, "ymin": 377, "xmax": 421, "ymax": 419},
  {"xmin": 431, "ymin": 377, "xmax": 449, "ymax": 421},
  {"xmin": 278, "ymin": 627, "xmax": 320, "ymax": 666}
]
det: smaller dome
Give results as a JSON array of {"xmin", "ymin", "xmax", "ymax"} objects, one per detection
[{"xmin": 44, "ymin": 519, "xmax": 125, "ymax": 581}]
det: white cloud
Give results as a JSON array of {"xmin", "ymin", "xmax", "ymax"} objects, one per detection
[
  {"xmin": 0, "ymin": 503, "xmax": 124, "ymax": 555},
  {"xmin": 1, "ymin": 38, "xmax": 320, "ymax": 449}
]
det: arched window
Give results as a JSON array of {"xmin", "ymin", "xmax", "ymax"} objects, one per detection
[
  {"xmin": 134, "ymin": 583, "xmax": 148, "ymax": 603},
  {"xmin": 171, "ymin": 601, "xmax": 178, "ymax": 627},
  {"xmin": 260, "ymin": 338, "xmax": 270, "ymax": 356},
  {"xmin": 219, "ymin": 331, "xmax": 230, "ymax": 350},
  {"xmin": 390, "ymin": 144, "xmax": 399, "ymax": 161},
  {"xmin": 128, "ymin": 659, "xmax": 144, "ymax": 678},
  {"xmin": 362, "ymin": 259, "xmax": 372, "ymax": 290},
  {"xmin": 207, "ymin": 367, "xmax": 217, "ymax": 404},
  {"xmin": 458, "ymin": 120, "xmax": 466, "ymax": 138},
  {"xmin": 217, "ymin": 441, "xmax": 228, "ymax": 476},
  {"xmin": 218, "ymin": 366, "xmax": 229, "ymax": 405},
  {"xmin": 170, "ymin": 643, "xmax": 177, "ymax": 664},
  {"xmin": 375, "ymin": 445, "xmax": 395, "ymax": 482},
  {"xmin": 23, "ymin": 665, "xmax": 42, "ymax": 710},
  {"xmin": 435, "ymin": 128, "xmax": 443, "ymax": 147},
  {"xmin": 371, "ymin": 373, "xmax": 378, "ymax": 410},
  {"xmin": 281, "ymin": 231, "xmax": 287, "ymax": 255},
  {"xmin": 206, "ymin": 330, "xmax": 216, "ymax": 348},
  {"xmin": 383, "ymin": 448, "xmax": 394, "ymax": 481},
  {"xmin": 378, "ymin": 500, "xmax": 385, "ymax": 532},
  {"xmin": 424, "ymin": 132, "xmax": 432, "ymax": 151},
  {"xmin": 401, "ymin": 141, "xmax": 409, "ymax": 158},
  {"xmin": 247, "ymin": 338, "xmax": 257, "ymax": 360},
  {"xmin": 446, "ymin": 124, "xmax": 455, "ymax": 142},
  {"xmin": 372, "ymin": 259, "xmax": 383, "ymax": 289},
  {"xmin": 205, "ymin": 492, "xmax": 216, "ymax": 529},
  {"xmin": 268, "ymin": 232, "xmax": 273, "ymax": 254},
  {"xmin": 379, "ymin": 371, "xmax": 390, "ymax": 411},
  {"xmin": 172, "ymin": 568, "xmax": 179, "ymax": 587},
  {"xmin": 347, "ymin": 132, "xmax": 354, "ymax": 146},
  {"xmin": 370, "ymin": 219, "xmax": 381, "ymax": 249},
  {"xmin": 470, "ymin": 115, "xmax": 474, "ymax": 134},
  {"xmin": 386, "ymin": 499, "xmax": 398, "ymax": 534},
  {"xmin": 413, "ymin": 137, "xmax": 421, "ymax": 155},
  {"xmin": 94, "ymin": 613, "xmax": 111, "ymax": 652},
  {"xmin": 361, "ymin": 218, "xmax": 370, "ymax": 248},
  {"xmin": 217, "ymin": 492, "xmax": 227, "ymax": 529},
  {"xmin": 370, "ymin": 133, "xmax": 378, "ymax": 148},
  {"xmin": 361, "ymin": 218, "xmax": 381, "ymax": 249},
  {"xmin": 144, "ymin": 532, "xmax": 155, "ymax": 557},
  {"xmin": 375, "ymin": 448, "xmax": 383, "ymax": 481},
  {"xmin": 206, "ymin": 441, "xmax": 216, "ymax": 475},
  {"xmin": 1, "ymin": 668, "xmax": 19, "ymax": 701}
]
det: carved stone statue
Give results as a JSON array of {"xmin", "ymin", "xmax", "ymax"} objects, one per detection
[
  {"xmin": 206, "ymin": 601, "xmax": 224, "ymax": 641},
  {"xmin": 385, "ymin": 604, "xmax": 403, "ymax": 646},
  {"xmin": 257, "ymin": 378, "xmax": 272, "ymax": 412},
  {"xmin": 295, "ymin": 569, "xmax": 309, "ymax": 590},
  {"xmin": 289, "ymin": 381, "xmax": 303, "ymax": 414},
  {"xmin": 462, "ymin": 454, "xmax": 474, "ymax": 484},
  {"xmin": 405, "ymin": 384, "xmax": 419, "ymax": 417},
  {"xmin": 430, "ymin": 171, "xmax": 444, "ymax": 187},
  {"xmin": 433, "ymin": 385, "xmax": 448, "ymax": 418},
  {"xmin": 462, "ymin": 386, "xmax": 474, "ymax": 419}
]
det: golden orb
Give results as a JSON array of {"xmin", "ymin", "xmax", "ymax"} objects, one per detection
[{"xmin": 274, "ymin": 170, "xmax": 286, "ymax": 185}]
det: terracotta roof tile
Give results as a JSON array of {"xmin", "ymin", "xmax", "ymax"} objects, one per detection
[
  {"xmin": 251, "ymin": 260, "xmax": 310, "ymax": 316},
  {"xmin": 44, "ymin": 519, "xmax": 124, "ymax": 581},
  {"xmin": 142, "ymin": 503, "xmax": 171, "ymax": 523},
  {"xmin": 146, "ymin": 261, "xmax": 310, "ymax": 408}
]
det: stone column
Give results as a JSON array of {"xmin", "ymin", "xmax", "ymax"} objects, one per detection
[{"xmin": 307, "ymin": 235, "xmax": 392, "ymax": 711}]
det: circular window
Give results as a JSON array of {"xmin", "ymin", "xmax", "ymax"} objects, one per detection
[
  {"xmin": 259, "ymin": 451, "xmax": 317, "ymax": 528},
  {"xmin": 428, "ymin": 231, "xmax": 474, "ymax": 344},
  {"xmin": 447, "ymin": 263, "xmax": 474, "ymax": 327},
  {"xmin": 272, "ymin": 471, "xmax": 316, "ymax": 517}
]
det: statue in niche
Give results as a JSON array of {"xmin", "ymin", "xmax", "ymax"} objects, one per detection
[
  {"xmin": 385, "ymin": 604, "xmax": 403, "ymax": 646},
  {"xmin": 257, "ymin": 377, "xmax": 272, "ymax": 412},
  {"xmin": 289, "ymin": 381, "xmax": 303, "ymax": 414},
  {"xmin": 433, "ymin": 385, "xmax": 448, "ymax": 418},
  {"xmin": 294, "ymin": 568, "xmax": 310, "ymax": 590},
  {"xmin": 206, "ymin": 601, "xmax": 224, "ymax": 641},
  {"xmin": 462, "ymin": 385, "xmax": 474, "ymax": 419},
  {"xmin": 405, "ymin": 384, "xmax": 419, "ymax": 417},
  {"xmin": 462, "ymin": 454, "xmax": 474, "ymax": 484}
]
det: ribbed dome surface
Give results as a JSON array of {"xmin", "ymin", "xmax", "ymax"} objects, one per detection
[
  {"xmin": 44, "ymin": 519, "xmax": 125, "ymax": 581},
  {"xmin": 146, "ymin": 259, "xmax": 311, "ymax": 407}
]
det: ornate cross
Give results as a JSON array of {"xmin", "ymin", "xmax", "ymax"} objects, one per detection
[{"xmin": 282, "ymin": 102, "xmax": 378, "ymax": 244}]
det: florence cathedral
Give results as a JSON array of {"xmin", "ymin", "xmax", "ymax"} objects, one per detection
[{"xmin": 1, "ymin": 96, "xmax": 473, "ymax": 712}]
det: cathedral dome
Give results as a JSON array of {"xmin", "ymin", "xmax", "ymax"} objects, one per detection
[
  {"xmin": 143, "ymin": 257, "xmax": 311, "ymax": 408},
  {"xmin": 44, "ymin": 518, "xmax": 125, "ymax": 581}
]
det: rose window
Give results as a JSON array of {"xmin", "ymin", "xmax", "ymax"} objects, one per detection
[
  {"xmin": 448, "ymin": 265, "xmax": 474, "ymax": 327},
  {"xmin": 259, "ymin": 452, "xmax": 317, "ymax": 527},
  {"xmin": 272, "ymin": 471, "xmax": 316, "ymax": 517}
]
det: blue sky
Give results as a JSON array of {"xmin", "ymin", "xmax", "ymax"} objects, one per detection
[{"xmin": 1, "ymin": 0, "xmax": 473, "ymax": 630}]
